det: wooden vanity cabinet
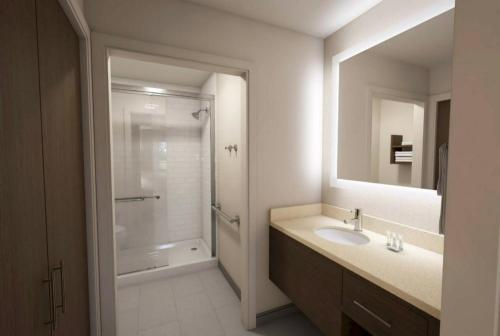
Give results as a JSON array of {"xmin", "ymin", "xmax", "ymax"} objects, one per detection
[
  {"xmin": 270, "ymin": 226, "xmax": 343, "ymax": 335},
  {"xmin": 269, "ymin": 227, "xmax": 440, "ymax": 336}
]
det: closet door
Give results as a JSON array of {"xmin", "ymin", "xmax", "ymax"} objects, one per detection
[
  {"xmin": 0, "ymin": 0, "xmax": 51, "ymax": 335},
  {"xmin": 36, "ymin": 0, "xmax": 90, "ymax": 334}
]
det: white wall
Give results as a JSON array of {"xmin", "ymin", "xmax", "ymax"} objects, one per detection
[
  {"xmin": 440, "ymin": 0, "xmax": 500, "ymax": 334},
  {"xmin": 216, "ymin": 73, "xmax": 245, "ymax": 288},
  {"xmin": 370, "ymin": 98, "xmax": 381, "ymax": 181},
  {"xmin": 86, "ymin": 0, "xmax": 324, "ymax": 313},
  {"xmin": 202, "ymin": 72, "xmax": 245, "ymax": 287},
  {"xmin": 429, "ymin": 63, "xmax": 452, "ymax": 95},
  {"xmin": 323, "ymin": 0, "xmax": 453, "ymax": 233}
]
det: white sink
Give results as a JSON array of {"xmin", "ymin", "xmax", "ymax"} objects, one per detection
[{"xmin": 314, "ymin": 227, "xmax": 370, "ymax": 246}]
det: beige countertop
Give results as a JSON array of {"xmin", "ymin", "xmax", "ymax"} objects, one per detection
[{"xmin": 270, "ymin": 214, "xmax": 443, "ymax": 319}]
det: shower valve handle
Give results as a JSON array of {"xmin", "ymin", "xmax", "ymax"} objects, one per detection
[{"xmin": 225, "ymin": 144, "xmax": 238, "ymax": 155}]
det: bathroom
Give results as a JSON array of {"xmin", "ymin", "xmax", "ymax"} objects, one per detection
[{"xmin": 2, "ymin": 1, "xmax": 499, "ymax": 336}]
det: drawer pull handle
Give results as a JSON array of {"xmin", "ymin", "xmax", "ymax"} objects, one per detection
[{"xmin": 353, "ymin": 300, "xmax": 392, "ymax": 329}]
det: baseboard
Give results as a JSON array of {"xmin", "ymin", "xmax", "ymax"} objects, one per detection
[
  {"xmin": 218, "ymin": 261, "xmax": 241, "ymax": 300},
  {"xmin": 256, "ymin": 303, "xmax": 299, "ymax": 327}
]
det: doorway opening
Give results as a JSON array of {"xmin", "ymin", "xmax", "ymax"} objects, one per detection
[{"xmin": 106, "ymin": 54, "xmax": 249, "ymax": 334}]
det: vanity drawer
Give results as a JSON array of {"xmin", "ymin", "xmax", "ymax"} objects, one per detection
[{"xmin": 342, "ymin": 271, "xmax": 428, "ymax": 336}]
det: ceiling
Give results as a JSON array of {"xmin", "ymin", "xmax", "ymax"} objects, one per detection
[
  {"xmin": 369, "ymin": 9, "xmax": 454, "ymax": 69},
  {"xmin": 182, "ymin": 0, "xmax": 383, "ymax": 38},
  {"xmin": 110, "ymin": 57, "xmax": 211, "ymax": 88}
]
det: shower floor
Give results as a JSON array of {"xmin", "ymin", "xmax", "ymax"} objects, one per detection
[{"xmin": 117, "ymin": 238, "xmax": 212, "ymax": 275}]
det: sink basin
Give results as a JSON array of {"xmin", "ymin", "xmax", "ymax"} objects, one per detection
[{"xmin": 314, "ymin": 227, "xmax": 370, "ymax": 246}]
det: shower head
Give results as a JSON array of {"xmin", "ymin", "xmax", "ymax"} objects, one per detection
[{"xmin": 191, "ymin": 107, "xmax": 208, "ymax": 120}]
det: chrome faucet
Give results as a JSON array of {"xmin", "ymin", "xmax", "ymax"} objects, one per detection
[{"xmin": 344, "ymin": 208, "xmax": 362, "ymax": 232}]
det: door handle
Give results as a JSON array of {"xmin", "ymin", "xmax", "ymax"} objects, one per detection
[
  {"xmin": 52, "ymin": 261, "xmax": 65, "ymax": 314},
  {"xmin": 43, "ymin": 261, "xmax": 66, "ymax": 331},
  {"xmin": 42, "ymin": 274, "xmax": 56, "ymax": 330}
]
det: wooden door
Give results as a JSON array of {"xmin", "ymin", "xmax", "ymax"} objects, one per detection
[
  {"xmin": 433, "ymin": 99, "xmax": 451, "ymax": 189},
  {"xmin": 36, "ymin": 0, "xmax": 90, "ymax": 334},
  {"xmin": 0, "ymin": 0, "xmax": 52, "ymax": 335}
]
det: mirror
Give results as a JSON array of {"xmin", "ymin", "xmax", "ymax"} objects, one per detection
[{"xmin": 338, "ymin": 10, "xmax": 454, "ymax": 189}]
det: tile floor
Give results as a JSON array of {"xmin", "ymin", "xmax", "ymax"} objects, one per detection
[{"xmin": 117, "ymin": 267, "xmax": 322, "ymax": 336}]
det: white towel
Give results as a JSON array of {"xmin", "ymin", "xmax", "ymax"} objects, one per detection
[{"xmin": 395, "ymin": 151, "xmax": 413, "ymax": 157}]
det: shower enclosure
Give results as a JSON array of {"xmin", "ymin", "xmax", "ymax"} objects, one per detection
[{"xmin": 111, "ymin": 83, "xmax": 215, "ymax": 275}]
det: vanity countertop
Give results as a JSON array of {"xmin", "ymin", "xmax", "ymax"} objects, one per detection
[{"xmin": 270, "ymin": 214, "xmax": 443, "ymax": 319}]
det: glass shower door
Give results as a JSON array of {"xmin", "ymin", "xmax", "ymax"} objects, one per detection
[
  {"xmin": 111, "ymin": 87, "xmax": 213, "ymax": 275},
  {"xmin": 112, "ymin": 91, "xmax": 169, "ymax": 274}
]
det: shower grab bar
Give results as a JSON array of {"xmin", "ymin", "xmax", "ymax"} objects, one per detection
[
  {"xmin": 212, "ymin": 203, "xmax": 240, "ymax": 230},
  {"xmin": 115, "ymin": 195, "xmax": 160, "ymax": 202}
]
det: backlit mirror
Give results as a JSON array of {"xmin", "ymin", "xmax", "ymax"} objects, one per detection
[{"xmin": 338, "ymin": 10, "xmax": 454, "ymax": 189}]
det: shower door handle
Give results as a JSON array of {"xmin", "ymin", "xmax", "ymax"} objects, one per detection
[{"xmin": 115, "ymin": 195, "xmax": 161, "ymax": 202}]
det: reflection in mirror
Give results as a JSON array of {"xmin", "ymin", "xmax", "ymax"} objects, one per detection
[
  {"xmin": 370, "ymin": 98, "xmax": 425, "ymax": 187},
  {"xmin": 338, "ymin": 9, "xmax": 454, "ymax": 189}
]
